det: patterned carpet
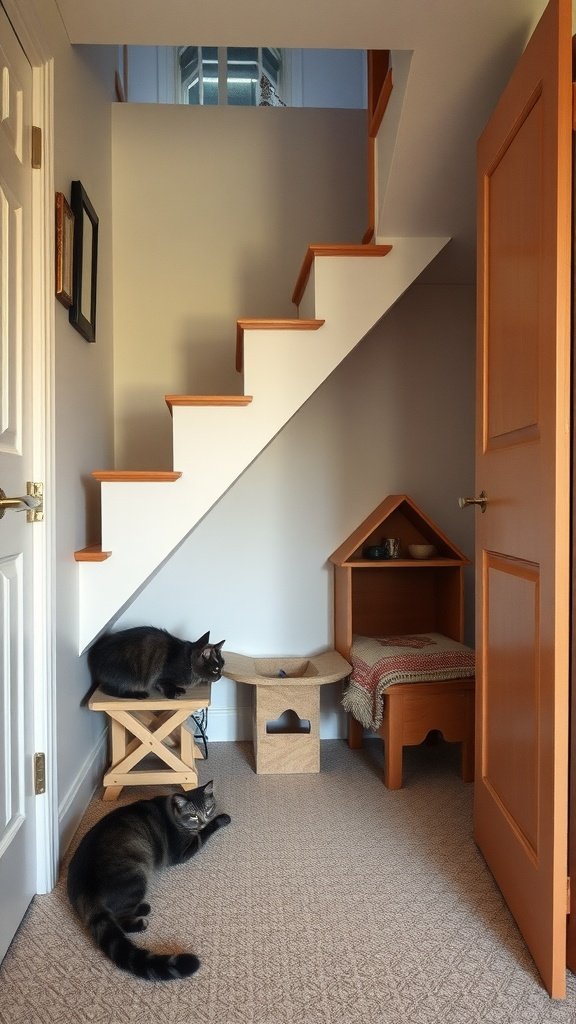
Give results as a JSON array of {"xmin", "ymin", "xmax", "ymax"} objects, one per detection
[{"xmin": 1, "ymin": 738, "xmax": 576, "ymax": 1024}]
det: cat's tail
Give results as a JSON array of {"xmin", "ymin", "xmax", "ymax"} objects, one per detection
[{"xmin": 88, "ymin": 909, "xmax": 200, "ymax": 981}]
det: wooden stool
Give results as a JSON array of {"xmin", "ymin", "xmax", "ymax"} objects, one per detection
[
  {"xmin": 379, "ymin": 677, "xmax": 475, "ymax": 789},
  {"xmin": 89, "ymin": 684, "xmax": 211, "ymax": 800}
]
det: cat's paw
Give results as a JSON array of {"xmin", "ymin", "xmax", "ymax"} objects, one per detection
[{"xmin": 215, "ymin": 813, "xmax": 231, "ymax": 828}]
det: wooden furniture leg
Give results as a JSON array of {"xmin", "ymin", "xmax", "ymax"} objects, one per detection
[
  {"xmin": 347, "ymin": 713, "xmax": 364, "ymax": 749},
  {"xmin": 381, "ymin": 691, "xmax": 404, "ymax": 789}
]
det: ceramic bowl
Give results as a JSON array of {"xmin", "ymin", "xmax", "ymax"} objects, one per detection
[
  {"xmin": 408, "ymin": 543, "xmax": 437, "ymax": 559},
  {"xmin": 363, "ymin": 545, "xmax": 389, "ymax": 560}
]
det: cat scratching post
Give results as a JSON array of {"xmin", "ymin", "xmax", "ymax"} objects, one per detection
[
  {"xmin": 224, "ymin": 651, "xmax": 351, "ymax": 774},
  {"xmin": 89, "ymin": 684, "xmax": 211, "ymax": 800}
]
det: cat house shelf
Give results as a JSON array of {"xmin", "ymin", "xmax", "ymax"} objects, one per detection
[
  {"xmin": 330, "ymin": 493, "xmax": 469, "ymax": 656},
  {"xmin": 330, "ymin": 495, "xmax": 473, "ymax": 786}
]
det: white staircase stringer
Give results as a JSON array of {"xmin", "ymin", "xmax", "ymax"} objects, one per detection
[{"xmin": 78, "ymin": 235, "xmax": 449, "ymax": 652}]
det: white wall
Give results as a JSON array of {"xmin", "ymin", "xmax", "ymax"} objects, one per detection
[
  {"xmin": 116, "ymin": 283, "xmax": 476, "ymax": 741},
  {"xmin": 33, "ymin": 3, "xmax": 117, "ymax": 848},
  {"xmin": 111, "ymin": 104, "xmax": 368, "ymax": 468},
  {"xmin": 293, "ymin": 49, "xmax": 367, "ymax": 108}
]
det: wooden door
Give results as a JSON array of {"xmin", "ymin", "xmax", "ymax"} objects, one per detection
[
  {"xmin": 0, "ymin": 4, "xmax": 37, "ymax": 963},
  {"xmin": 474, "ymin": 0, "xmax": 572, "ymax": 999}
]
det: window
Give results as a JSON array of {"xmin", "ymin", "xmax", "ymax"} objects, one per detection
[{"xmin": 178, "ymin": 46, "xmax": 285, "ymax": 106}]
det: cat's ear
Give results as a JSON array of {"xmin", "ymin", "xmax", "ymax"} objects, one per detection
[
  {"xmin": 202, "ymin": 779, "xmax": 214, "ymax": 796},
  {"xmin": 171, "ymin": 794, "xmax": 189, "ymax": 815},
  {"xmin": 202, "ymin": 639, "xmax": 225, "ymax": 659},
  {"xmin": 194, "ymin": 631, "xmax": 210, "ymax": 647}
]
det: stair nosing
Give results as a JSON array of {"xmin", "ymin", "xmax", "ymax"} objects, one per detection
[
  {"xmin": 74, "ymin": 545, "xmax": 112, "ymax": 562},
  {"xmin": 91, "ymin": 471, "xmax": 182, "ymax": 482},
  {"xmin": 165, "ymin": 395, "xmax": 253, "ymax": 413}
]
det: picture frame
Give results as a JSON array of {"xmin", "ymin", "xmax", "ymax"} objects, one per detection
[
  {"xmin": 55, "ymin": 192, "xmax": 74, "ymax": 308},
  {"xmin": 69, "ymin": 180, "xmax": 99, "ymax": 342}
]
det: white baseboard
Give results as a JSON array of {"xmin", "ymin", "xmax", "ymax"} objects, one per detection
[
  {"xmin": 203, "ymin": 705, "xmax": 347, "ymax": 742},
  {"xmin": 203, "ymin": 705, "xmax": 253, "ymax": 742},
  {"xmin": 58, "ymin": 731, "xmax": 108, "ymax": 857}
]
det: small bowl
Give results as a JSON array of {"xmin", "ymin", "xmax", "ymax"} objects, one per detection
[
  {"xmin": 408, "ymin": 543, "xmax": 437, "ymax": 560},
  {"xmin": 363, "ymin": 545, "xmax": 389, "ymax": 560}
]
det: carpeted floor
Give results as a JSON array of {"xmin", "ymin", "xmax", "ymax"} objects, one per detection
[{"xmin": 1, "ymin": 738, "xmax": 576, "ymax": 1024}]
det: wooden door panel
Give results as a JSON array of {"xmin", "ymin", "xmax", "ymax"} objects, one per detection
[
  {"xmin": 486, "ymin": 97, "xmax": 541, "ymax": 443},
  {"xmin": 475, "ymin": 0, "xmax": 571, "ymax": 999},
  {"xmin": 483, "ymin": 555, "xmax": 539, "ymax": 853}
]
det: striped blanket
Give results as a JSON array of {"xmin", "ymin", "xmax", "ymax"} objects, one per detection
[{"xmin": 342, "ymin": 632, "xmax": 475, "ymax": 731}]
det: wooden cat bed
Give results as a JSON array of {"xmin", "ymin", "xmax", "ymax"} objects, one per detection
[
  {"xmin": 89, "ymin": 683, "xmax": 211, "ymax": 800},
  {"xmin": 224, "ymin": 650, "xmax": 351, "ymax": 774}
]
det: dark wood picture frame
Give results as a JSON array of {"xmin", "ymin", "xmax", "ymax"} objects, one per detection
[
  {"xmin": 69, "ymin": 180, "xmax": 99, "ymax": 342},
  {"xmin": 55, "ymin": 192, "xmax": 74, "ymax": 308}
]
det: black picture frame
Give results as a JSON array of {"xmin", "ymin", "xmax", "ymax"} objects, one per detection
[{"xmin": 69, "ymin": 180, "xmax": 98, "ymax": 342}]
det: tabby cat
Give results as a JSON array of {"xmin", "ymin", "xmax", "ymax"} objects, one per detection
[
  {"xmin": 67, "ymin": 780, "xmax": 231, "ymax": 981},
  {"xmin": 87, "ymin": 627, "xmax": 225, "ymax": 700}
]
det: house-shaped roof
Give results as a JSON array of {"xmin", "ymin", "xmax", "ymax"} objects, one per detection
[{"xmin": 329, "ymin": 494, "xmax": 469, "ymax": 566}]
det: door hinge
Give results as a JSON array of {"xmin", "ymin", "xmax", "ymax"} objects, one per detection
[
  {"xmin": 34, "ymin": 752, "xmax": 46, "ymax": 795},
  {"xmin": 568, "ymin": 876, "xmax": 571, "ymax": 914},
  {"xmin": 31, "ymin": 126, "xmax": 42, "ymax": 169}
]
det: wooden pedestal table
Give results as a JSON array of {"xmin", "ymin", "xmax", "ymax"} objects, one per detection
[
  {"xmin": 224, "ymin": 650, "xmax": 351, "ymax": 774},
  {"xmin": 89, "ymin": 683, "xmax": 211, "ymax": 800}
]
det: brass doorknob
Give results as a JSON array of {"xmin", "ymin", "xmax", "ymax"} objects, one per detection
[{"xmin": 458, "ymin": 490, "xmax": 487, "ymax": 513}]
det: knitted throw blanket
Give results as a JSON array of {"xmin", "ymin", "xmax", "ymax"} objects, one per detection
[{"xmin": 342, "ymin": 633, "xmax": 475, "ymax": 731}]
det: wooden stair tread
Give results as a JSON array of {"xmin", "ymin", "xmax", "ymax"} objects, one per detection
[
  {"xmin": 165, "ymin": 395, "xmax": 253, "ymax": 413},
  {"xmin": 292, "ymin": 243, "xmax": 393, "ymax": 307},
  {"xmin": 235, "ymin": 318, "xmax": 325, "ymax": 373},
  {"xmin": 74, "ymin": 545, "xmax": 112, "ymax": 562},
  {"xmin": 91, "ymin": 470, "xmax": 182, "ymax": 482}
]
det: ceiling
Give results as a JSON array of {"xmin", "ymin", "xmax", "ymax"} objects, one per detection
[{"xmin": 54, "ymin": 0, "xmax": 551, "ymax": 283}]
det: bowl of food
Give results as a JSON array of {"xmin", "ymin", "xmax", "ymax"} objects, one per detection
[{"xmin": 407, "ymin": 543, "xmax": 437, "ymax": 560}]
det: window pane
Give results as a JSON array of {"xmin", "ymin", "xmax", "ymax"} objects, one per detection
[
  {"xmin": 203, "ymin": 78, "xmax": 219, "ymax": 105},
  {"xmin": 263, "ymin": 48, "xmax": 281, "ymax": 83},
  {"xmin": 228, "ymin": 47, "xmax": 258, "ymax": 63},
  {"xmin": 201, "ymin": 47, "xmax": 218, "ymax": 104},
  {"xmin": 227, "ymin": 47, "xmax": 258, "ymax": 106},
  {"xmin": 228, "ymin": 79, "xmax": 258, "ymax": 105},
  {"xmin": 187, "ymin": 80, "xmax": 200, "ymax": 104}
]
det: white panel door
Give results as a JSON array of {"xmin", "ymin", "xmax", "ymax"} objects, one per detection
[{"xmin": 0, "ymin": 4, "xmax": 37, "ymax": 963}]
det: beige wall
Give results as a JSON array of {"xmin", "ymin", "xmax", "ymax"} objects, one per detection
[{"xmin": 111, "ymin": 104, "xmax": 368, "ymax": 468}]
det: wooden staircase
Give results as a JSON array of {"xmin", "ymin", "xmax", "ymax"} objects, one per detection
[{"xmin": 76, "ymin": 236, "xmax": 449, "ymax": 651}]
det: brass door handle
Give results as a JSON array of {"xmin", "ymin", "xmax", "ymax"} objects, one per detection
[
  {"xmin": 0, "ymin": 484, "xmax": 43, "ymax": 520},
  {"xmin": 458, "ymin": 490, "xmax": 488, "ymax": 513}
]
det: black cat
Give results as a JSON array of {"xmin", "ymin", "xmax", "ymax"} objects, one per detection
[
  {"xmin": 66, "ymin": 780, "xmax": 231, "ymax": 981},
  {"xmin": 87, "ymin": 627, "xmax": 225, "ymax": 700}
]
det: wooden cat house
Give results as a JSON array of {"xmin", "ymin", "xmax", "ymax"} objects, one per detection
[{"xmin": 330, "ymin": 494, "xmax": 475, "ymax": 789}]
